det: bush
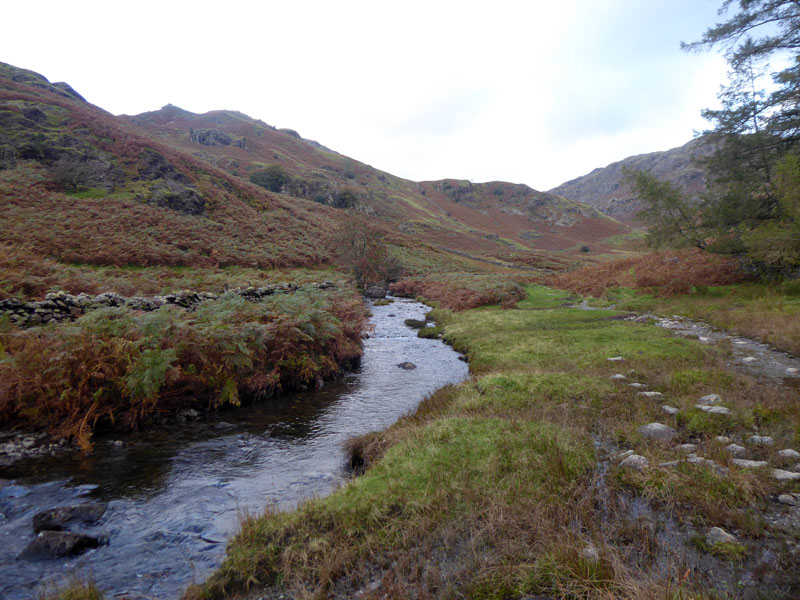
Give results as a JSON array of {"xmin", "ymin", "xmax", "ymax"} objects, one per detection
[
  {"xmin": 390, "ymin": 273, "xmax": 526, "ymax": 310},
  {"xmin": 249, "ymin": 164, "xmax": 289, "ymax": 192}
]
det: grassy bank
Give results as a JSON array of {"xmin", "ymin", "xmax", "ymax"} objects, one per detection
[
  {"xmin": 188, "ymin": 285, "xmax": 800, "ymax": 599},
  {"xmin": 0, "ymin": 285, "xmax": 367, "ymax": 449}
]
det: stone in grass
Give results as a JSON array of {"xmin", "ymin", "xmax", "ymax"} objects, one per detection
[
  {"xmin": 732, "ymin": 458, "xmax": 768, "ymax": 469},
  {"xmin": 725, "ymin": 444, "xmax": 747, "ymax": 457},
  {"xmin": 619, "ymin": 454, "xmax": 649, "ymax": 470},
  {"xmin": 675, "ymin": 443, "xmax": 697, "ymax": 453},
  {"xmin": 749, "ymin": 435, "xmax": 774, "ymax": 446},
  {"xmin": 706, "ymin": 527, "xmax": 738, "ymax": 546},
  {"xmin": 773, "ymin": 469, "xmax": 800, "ymax": 481},
  {"xmin": 695, "ymin": 405, "xmax": 732, "ymax": 415},
  {"xmin": 662, "ymin": 405, "xmax": 679, "ymax": 415},
  {"xmin": 638, "ymin": 391, "xmax": 663, "ymax": 398},
  {"xmin": 638, "ymin": 423, "xmax": 677, "ymax": 442},
  {"xmin": 607, "ymin": 356, "xmax": 625, "ymax": 362},
  {"xmin": 628, "ymin": 383, "xmax": 647, "ymax": 389},
  {"xmin": 617, "ymin": 449, "xmax": 635, "ymax": 460},
  {"xmin": 777, "ymin": 449, "xmax": 800, "ymax": 460},
  {"xmin": 580, "ymin": 544, "xmax": 600, "ymax": 563},
  {"xmin": 610, "ymin": 373, "xmax": 627, "ymax": 381},
  {"xmin": 777, "ymin": 494, "xmax": 797, "ymax": 506},
  {"xmin": 698, "ymin": 394, "xmax": 721, "ymax": 405},
  {"xmin": 715, "ymin": 436, "xmax": 732, "ymax": 444}
]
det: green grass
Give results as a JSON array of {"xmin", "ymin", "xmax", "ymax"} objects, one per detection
[{"xmin": 188, "ymin": 284, "xmax": 800, "ymax": 599}]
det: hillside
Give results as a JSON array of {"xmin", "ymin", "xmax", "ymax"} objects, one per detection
[
  {"xmin": 549, "ymin": 137, "xmax": 714, "ymax": 224},
  {"xmin": 125, "ymin": 105, "xmax": 634, "ymax": 266},
  {"xmin": 0, "ymin": 60, "xmax": 635, "ymax": 302}
]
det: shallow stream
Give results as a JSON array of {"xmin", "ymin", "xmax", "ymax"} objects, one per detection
[{"xmin": 0, "ymin": 298, "xmax": 468, "ymax": 599}]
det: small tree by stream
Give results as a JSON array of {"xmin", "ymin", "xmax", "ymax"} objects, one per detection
[{"xmin": 332, "ymin": 216, "xmax": 402, "ymax": 289}]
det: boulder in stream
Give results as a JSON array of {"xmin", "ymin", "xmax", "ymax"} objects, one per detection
[
  {"xmin": 397, "ymin": 362, "xmax": 417, "ymax": 370},
  {"xmin": 365, "ymin": 286, "xmax": 387, "ymax": 299},
  {"xmin": 18, "ymin": 530, "xmax": 102, "ymax": 561},
  {"xmin": 32, "ymin": 502, "xmax": 107, "ymax": 533}
]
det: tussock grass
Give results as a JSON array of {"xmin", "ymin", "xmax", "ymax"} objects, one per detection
[
  {"xmin": 390, "ymin": 273, "xmax": 528, "ymax": 311},
  {"xmin": 188, "ymin": 284, "xmax": 800, "ymax": 599}
]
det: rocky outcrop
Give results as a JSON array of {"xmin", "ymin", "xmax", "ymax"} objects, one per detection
[
  {"xmin": 549, "ymin": 137, "xmax": 715, "ymax": 222},
  {"xmin": 364, "ymin": 286, "xmax": 387, "ymax": 299},
  {"xmin": 136, "ymin": 148, "xmax": 205, "ymax": 215},
  {"xmin": 190, "ymin": 128, "xmax": 231, "ymax": 147},
  {"xmin": 0, "ymin": 281, "xmax": 335, "ymax": 327}
]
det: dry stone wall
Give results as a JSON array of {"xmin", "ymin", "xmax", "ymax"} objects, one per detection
[{"xmin": 0, "ymin": 281, "xmax": 335, "ymax": 327}]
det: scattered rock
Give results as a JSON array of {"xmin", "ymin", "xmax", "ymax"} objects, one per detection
[
  {"xmin": 706, "ymin": 526, "xmax": 738, "ymax": 546},
  {"xmin": 607, "ymin": 356, "xmax": 625, "ymax": 362},
  {"xmin": 397, "ymin": 362, "xmax": 417, "ymax": 370},
  {"xmin": 675, "ymin": 443, "xmax": 697, "ymax": 453},
  {"xmin": 749, "ymin": 435, "xmax": 774, "ymax": 446},
  {"xmin": 18, "ymin": 531, "xmax": 102, "ymax": 561},
  {"xmin": 715, "ymin": 436, "xmax": 732, "ymax": 444},
  {"xmin": 628, "ymin": 382, "xmax": 646, "ymax": 389},
  {"xmin": 637, "ymin": 391, "xmax": 663, "ymax": 398},
  {"xmin": 732, "ymin": 458, "xmax": 768, "ymax": 469},
  {"xmin": 111, "ymin": 440, "xmax": 124, "ymax": 449},
  {"xmin": 695, "ymin": 405, "xmax": 732, "ymax": 415},
  {"xmin": 777, "ymin": 494, "xmax": 797, "ymax": 506},
  {"xmin": 787, "ymin": 367, "xmax": 799, "ymax": 374},
  {"xmin": 777, "ymin": 449, "xmax": 800, "ymax": 460},
  {"xmin": 617, "ymin": 449, "xmax": 634, "ymax": 460},
  {"xmin": 725, "ymin": 444, "xmax": 747, "ymax": 457},
  {"xmin": 619, "ymin": 454, "xmax": 649, "ymax": 470},
  {"xmin": 698, "ymin": 394, "xmax": 721, "ymax": 405},
  {"xmin": 662, "ymin": 405, "xmax": 679, "ymax": 415},
  {"xmin": 773, "ymin": 469, "xmax": 800, "ymax": 481},
  {"xmin": 609, "ymin": 373, "xmax": 626, "ymax": 381},
  {"xmin": 638, "ymin": 422, "xmax": 677, "ymax": 442},
  {"xmin": 742, "ymin": 356, "xmax": 757, "ymax": 363},
  {"xmin": 32, "ymin": 502, "xmax": 107, "ymax": 533}
]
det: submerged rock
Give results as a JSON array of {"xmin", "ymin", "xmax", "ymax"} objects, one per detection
[
  {"xmin": 32, "ymin": 502, "xmax": 107, "ymax": 533},
  {"xmin": 397, "ymin": 362, "xmax": 417, "ymax": 370},
  {"xmin": 18, "ymin": 531, "xmax": 102, "ymax": 561}
]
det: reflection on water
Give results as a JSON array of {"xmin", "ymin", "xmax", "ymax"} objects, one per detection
[{"xmin": 0, "ymin": 298, "xmax": 468, "ymax": 599}]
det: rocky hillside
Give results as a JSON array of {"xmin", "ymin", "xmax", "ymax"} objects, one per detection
[{"xmin": 549, "ymin": 138, "xmax": 714, "ymax": 224}]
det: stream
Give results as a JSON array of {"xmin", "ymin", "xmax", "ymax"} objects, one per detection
[{"xmin": 0, "ymin": 297, "xmax": 469, "ymax": 599}]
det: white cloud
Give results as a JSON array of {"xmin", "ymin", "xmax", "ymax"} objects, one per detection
[{"xmin": 1, "ymin": 0, "xmax": 730, "ymax": 189}]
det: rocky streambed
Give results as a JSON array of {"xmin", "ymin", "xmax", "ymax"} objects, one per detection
[{"xmin": 0, "ymin": 297, "xmax": 468, "ymax": 599}]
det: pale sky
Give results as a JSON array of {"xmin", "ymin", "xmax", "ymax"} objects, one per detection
[{"xmin": 2, "ymin": 0, "xmax": 729, "ymax": 190}]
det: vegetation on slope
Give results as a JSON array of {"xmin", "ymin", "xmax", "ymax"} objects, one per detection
[
  {"xmin": 188, "ymin": 285, "xmax": 800, "ymax": 599},
  {"xmin": 0, "ymin": 287, "xmax": 367, "ymax": 450}
]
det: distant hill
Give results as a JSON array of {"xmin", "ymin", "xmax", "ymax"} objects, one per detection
[{"xmin": 549, "ymin": 138, "xmax": 714, "ymax": 224}]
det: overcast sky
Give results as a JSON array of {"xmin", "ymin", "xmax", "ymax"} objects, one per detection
[{"xmin": 2, "ymin": 0, "xmax": 729, "ymax": 190}]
